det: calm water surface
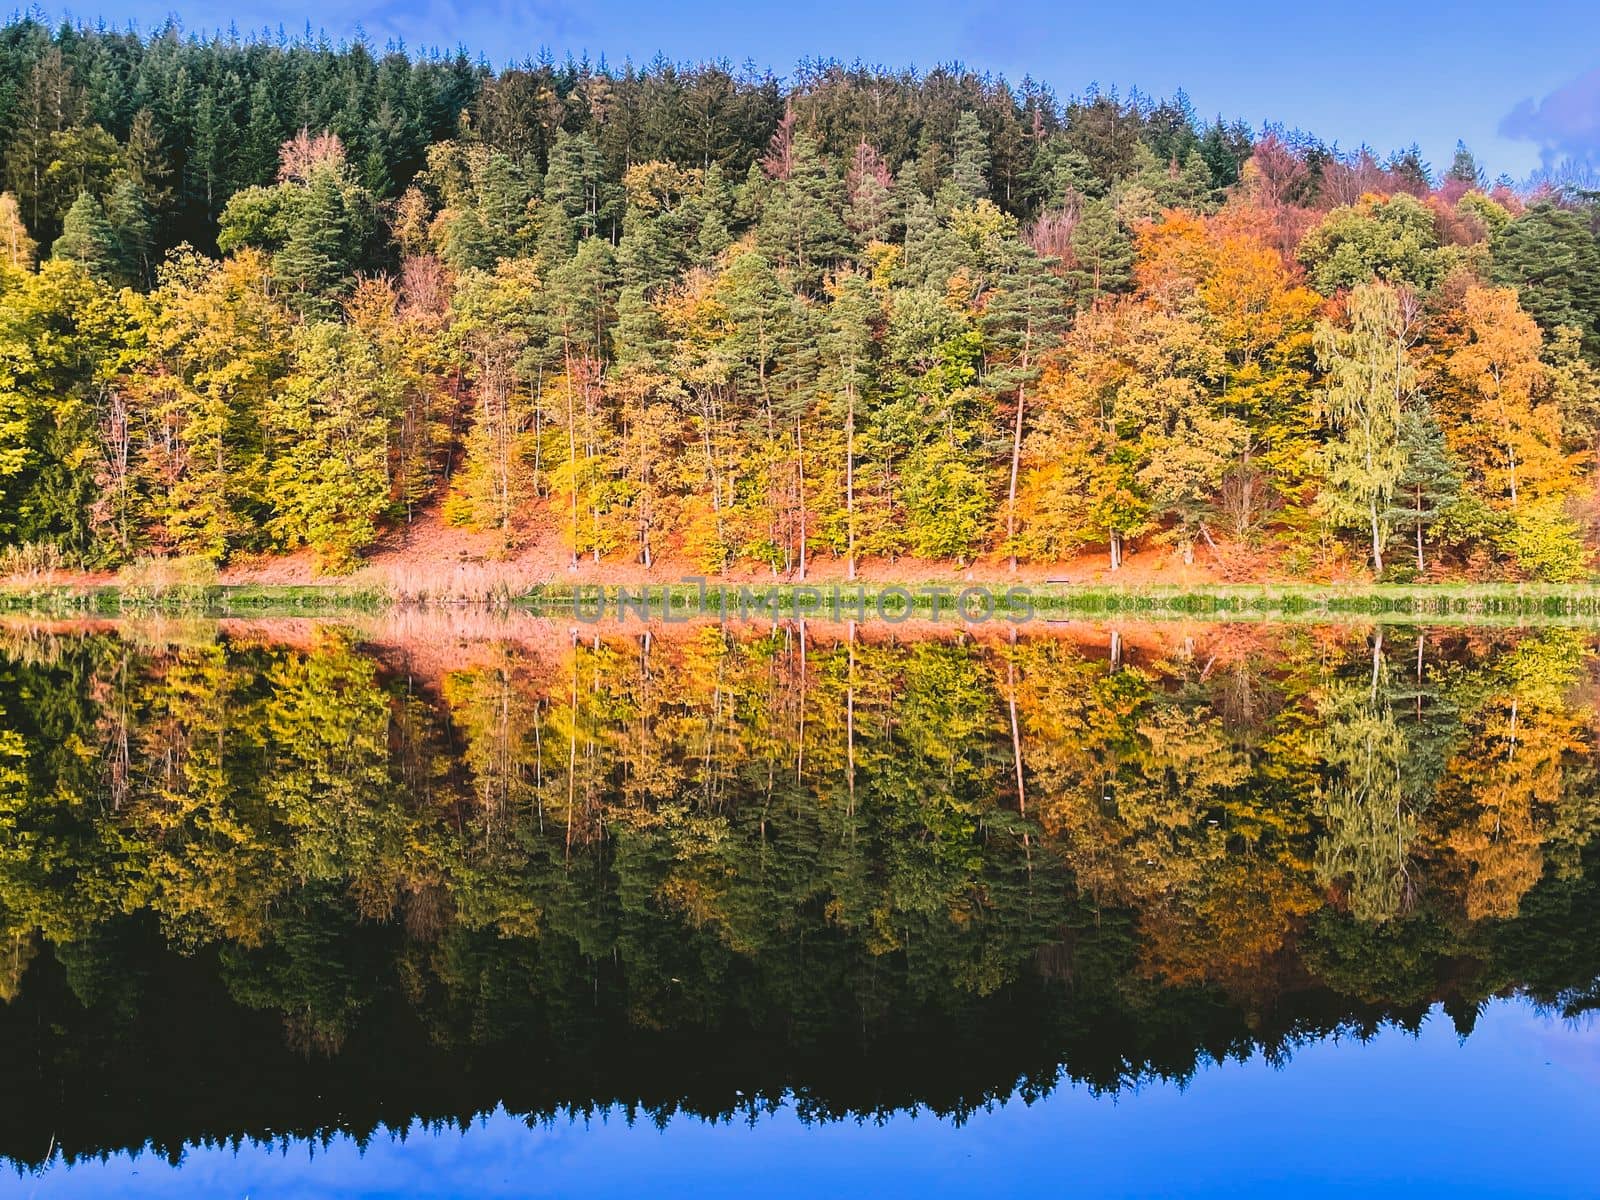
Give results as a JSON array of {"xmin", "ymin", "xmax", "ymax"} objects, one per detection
[{"xmin": 3, "ymin": 616, "xmax": 1599, "ymax": 1196}]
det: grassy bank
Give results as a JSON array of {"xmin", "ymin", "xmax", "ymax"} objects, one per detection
[
  {"xmin": 0, "ymin": 582, "xmax": 389, "ymax": 616},
  {"xmin": 9, "ymin": 578, "xmax": 1600, "ymax": 624}
]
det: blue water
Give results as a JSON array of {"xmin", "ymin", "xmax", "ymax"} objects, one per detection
[{"xmin": 13, "ymin": 999, "xmax": 1598, "ymax": 1199}]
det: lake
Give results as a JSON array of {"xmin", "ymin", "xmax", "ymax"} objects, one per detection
[{"xmin": 3, "ymin": 614, "xmax": 1599, "ymax": 1197}]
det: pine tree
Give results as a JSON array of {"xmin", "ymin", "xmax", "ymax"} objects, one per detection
[
  {"xmin": 51, "ymin": 191, "xmax": 115, "ymax": 278},
  {"xmin": 104, "ymin": 176, "xmax": 154, "ymax": 286},
  {"xmin": 1066, "ymin": 198, "xmax": 1133, "ymax": 305},
  {"xmin": 275, "ymin": 166, "xmax": 352, "ymax": 318},
  {"xmin": 983, "ymin": 244, "xmax": 1073, "ymax": 570},
  {"xmin": 1489, "ymin": 203, "xmax": 1600, "ymax": 363},
  {"xmin": 539, "ymin": 130, "xmax": 604, "ymax": 266},
  {"xmin": 1390, "ymin": 410, "xmax": 1461, "ymax": 574},
  {"xmin": 756, "ymin": 133, "xmax": 848, "ymax": 294},
  {"xmin": 949, "ymin": 111, "xmax": 991, "ymax": 203},
  {"xmin": 476, "ymin": 150, "xmax": 535, "ymax": 262}
]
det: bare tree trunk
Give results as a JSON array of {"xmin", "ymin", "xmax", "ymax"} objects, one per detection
[
  {"xmin": 796, "ymin": 416, "xmax": 807, "ymax": 581},
  {"xmin": 1369, "ymin": 501, "xmax": 1383, "ymax": 576},
  {"xmin": 1007, "ymin": 378, "xmax": 1025, "ymax": 574},
  {"xmin": 1008, "ymin": 637, "xmax": 1026, "ymax": 819},
  {"xmin": 846, "ymin": 621, "xmax": 857, "ymax": 818},
  {"xmin": 846, "ymin": 385, "xmax": 857, "ymax": 582},
  {"xmin": 796, "ymin": 622, "xmax": 806, "ymax": 781}
]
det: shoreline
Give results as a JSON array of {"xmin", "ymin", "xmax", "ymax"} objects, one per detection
[{"xmin": 8, "ymin": 579, "xmax": 1600, "ymax": 623}]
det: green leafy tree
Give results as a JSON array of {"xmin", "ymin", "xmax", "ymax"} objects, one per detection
[
  {"xmin": 266, "ymin": 294, "xmax": 403, "ymax": 571},
  {"xmin": 1314, "ymin": 282, "xmax": 1417, "ymax": 574},
  {"xmin": 1299, "ymin": 194, "xmax": 1446, "ymax": 295}
]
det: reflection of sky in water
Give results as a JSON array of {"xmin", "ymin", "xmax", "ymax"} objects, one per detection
[{"xmin": 18, "ymin": 999, "xmax": 1600, "ymax": 1199}]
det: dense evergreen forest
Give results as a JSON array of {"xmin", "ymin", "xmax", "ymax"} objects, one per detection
[{"xmin": 2, "ymin": 17, "xmax": 1600, "ymax": 578}]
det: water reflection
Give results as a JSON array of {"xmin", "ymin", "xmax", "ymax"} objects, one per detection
[{"xmin": 2, "ymin": 616, "xmax": 1599, "ymax": 1176}]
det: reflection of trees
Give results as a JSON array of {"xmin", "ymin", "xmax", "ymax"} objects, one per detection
[
  {"xmin": 0, "ymin": 621, "xmax": 1598, "ymax": 1161},
  {"xmin": 1315, "ymin": 632, "xmax": 1418, "ymax": 923}
]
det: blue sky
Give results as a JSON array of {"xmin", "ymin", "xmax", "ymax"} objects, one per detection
[
  {"xmin": 47, "ymin": 0, "xmax": 1600, "ymax": 179},
  {"xmin": 20, "ymin": 1001, "xmax": 1600, "ymax": 1198}
]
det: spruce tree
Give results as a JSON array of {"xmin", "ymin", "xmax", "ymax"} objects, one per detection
[
  {"xmin": 1066, "ymin": 198, "xmax": 1133, "ymax": 305},
  {"xmin": 124, "ymin": 108, "xmax": 174, "ymax": 211},
  {"xmin": 694, "ymin": 161, "xmax": 735, "ymax": 261},
  {"xmin": 1489, "ymin": 203, "xmax": 1600, "ymax": 363},
  {"xmin": 756, "ymin": 134, "xmax": 848, "ymax": 294},
  {"xmin": 104, "ymin": 175, "xmax": 154, "ymax": 285},
  {"xmin": 51, "ymin": 191, "xmax": 115, "ymax": 278},
  {"xmin": 1390, "ymin": 410, "xmax": 1461, "ymax": 574},
  {"xmin": 949, "ymin": 111, "xmax": 991, "ymax": 203},
  {"xmin": 1446, "ymin": 140, "xmax": 1482, "ymax": 186},
  {"xmin": 275, "ymin": 166, "xmax": 351, "ymax": 317}
]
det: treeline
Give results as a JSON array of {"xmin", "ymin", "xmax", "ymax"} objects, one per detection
[{"xmin": 2, "ymin": 19, "xmax": 1599, "ymax": 577}]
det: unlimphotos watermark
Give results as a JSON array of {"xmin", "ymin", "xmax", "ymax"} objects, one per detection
[{"xmin": 538, "ymin": 578, "xmax": 1037, "ymax": 624}]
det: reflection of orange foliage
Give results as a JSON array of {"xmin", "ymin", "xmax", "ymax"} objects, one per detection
[
  {"xmin": 1435, "ymin": 696, "xmax": 1586, "ymax": 919},
  {"xmin": 1137, "ymin": 857, "xmax": 1320, "ymax": 990}
]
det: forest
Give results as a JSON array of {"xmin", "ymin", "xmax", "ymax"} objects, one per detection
[
  {"xmin": 2, "ymin": 18, "xmax": 1600, "ymax": 581},
  {"xmin": 3, "ymin": 619, "xmax": 1600, "ymax": 1164}
]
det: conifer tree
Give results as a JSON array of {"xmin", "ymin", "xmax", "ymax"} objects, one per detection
[
  {"xmin": 123, "ymin": 109, "xmax": 174, "ymax": 212},
  {"xmin": 949, "ymin": 112, "xmax": 991, "ymax": 203},
  {"xmin": 757, "ymin": 134, "xmax": 848, "ymax": 293},
  {"xmin": 275, "ymin": 165, "xmax": 354, "ymax": 318},
  {"xmin": 104, "ymin": 176, "xmax": 154, "ymax": 286},
  {"xmin": 1066, "ymin": 198, "xmax": 1133, "ymax": 305},
  {"xmin": 1489, "ymin": 203, "xmax": 1600, "ymax": 363},
  {"xmin": 1391, "ymin": 410, "xmax": 1461, "ymax": 573},
  {"xmin": 51, "ymin": 191, "xmax": 115, "ymax": 279},
  {"xmin": 983, "ymin": 243, "xmax": 1072, "ymax": 570}
]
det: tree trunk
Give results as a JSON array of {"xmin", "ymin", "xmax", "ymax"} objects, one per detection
[
  {"xmin": 1369, "ymin": 501, "xmax": 1383, "ymax": 576},
  {"xmin": 846, "ymin": 621, "xmax": 857, "ymax": 816},
  {"xmin": 846, "ymin": 385, "xmax": 857, "ymax": 582},
  {"xmin": 796, "ymin": 416, "xmax": 807, "ymax": 581},
  {"xmin": 1006, "ymin": 379, "xmax": 1025, "ymax": 574}
]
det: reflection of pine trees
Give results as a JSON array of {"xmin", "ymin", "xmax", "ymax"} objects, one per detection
[{"xmin": 1, "ymin": 622, "xmax": 1599, "ymax": 1163}]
